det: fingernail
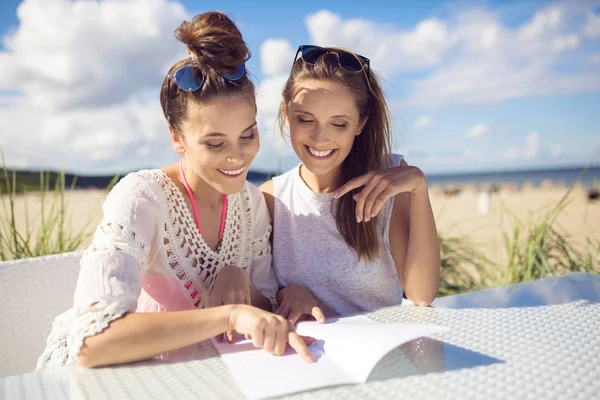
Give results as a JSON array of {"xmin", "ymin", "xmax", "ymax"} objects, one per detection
[
  {"xmin": 356, "ymin": 216, "xmax": 362, "ymax": 223},
  {"xmin": 319, "ymin": 318, "xmax": 326, "ymax": 323},
  {"xmin": 365, "ymin": 217, "xmax": 370, "ymax": 222},
  {"xmin": 371, "ymin": 213, "xmax": 376, "ymax": 218}
]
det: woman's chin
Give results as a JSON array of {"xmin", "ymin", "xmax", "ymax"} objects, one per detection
[
  {"xmin": 212, "ymin": 176, "xmax": 246, "ymax": 195},
  {"xmin": 300, "ymin": 158, "xmax": 340, "ymax": 177}
]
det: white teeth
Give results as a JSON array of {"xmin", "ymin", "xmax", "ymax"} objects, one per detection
[
  {"xmin": 308, "ymin": 146, "xmax": 334, "ymax": 157},
  {"xmin": 219, "ymin": 166, "xmax": 245, "ymax": 176}
]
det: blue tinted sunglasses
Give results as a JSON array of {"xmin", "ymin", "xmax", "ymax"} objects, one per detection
[
  {"xmin": 294, "ymin": 45, "xmax": 370, "ymax": 76},
  {"xmin": 167, "ymin": 59, "xmax": 246, "ymax": 92}
]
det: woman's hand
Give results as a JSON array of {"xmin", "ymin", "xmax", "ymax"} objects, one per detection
[
  {"xmin": 229, "ymin": 305, "xmax": 315, "ymax": 362},
  {"xmin": 332, "ymin": 165, "xmax": 427, "ymax": 223},
  {"xmin": 210, "ymin": 265, "xmax": 251, "ymax": 343},
  {"xmin": 276, "ymin": 285, "xmax": 326, "ymax": 326}
]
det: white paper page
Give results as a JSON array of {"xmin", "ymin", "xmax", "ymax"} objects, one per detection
[
  {"xmin": 296, "ymin": 315, "xmax": 448, "ymax": 382},
  {"xmin": 213, "ymin": 338, "xmax": 356, "ymax": 400},
  {"xmin": 214, "ymin": 315, "xmax": 448, "ymax": 399}
]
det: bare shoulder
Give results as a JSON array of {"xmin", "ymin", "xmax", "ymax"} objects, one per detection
[
  {"xmin": 259, "ymin": 179, "xmax": 275, "ymax": 219},
  {"xmin": 259, "ymin": 179, "xmax": 274, "ymax": 195}
]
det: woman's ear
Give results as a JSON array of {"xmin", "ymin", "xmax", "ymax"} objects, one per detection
[
  {"xmin": 356, "ymin": 117, "xmax": 369, "ymax": 136},
  {"xmin": 169, "ymin": 126, "xmax": 185, "ymax": 155},
  {"xmin": 281, "ymin": 99, "xmax": 289, "ymax": 124}
]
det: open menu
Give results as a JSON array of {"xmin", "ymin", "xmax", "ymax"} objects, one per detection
[{"xmin": 213, "ymin": 315, "xmax": 448, "ymax": 399}]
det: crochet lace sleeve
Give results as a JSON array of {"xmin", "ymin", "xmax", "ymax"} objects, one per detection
[
  {"xmin": 246, "ymin": 182, "xmax": 279, "ymax": 310},
  {"xmin": 36, "ymin": 172, "xmax": 161, "ymax": 369}
]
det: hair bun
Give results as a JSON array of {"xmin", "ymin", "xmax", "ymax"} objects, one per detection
[{"xmin": 175, "ymin": 11, "xmax": 250, "ymax": 73}]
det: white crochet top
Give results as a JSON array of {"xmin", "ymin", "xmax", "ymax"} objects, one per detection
[{"xmin": 37, "ymin": 169, "xmax": 277, "ymax": 368}]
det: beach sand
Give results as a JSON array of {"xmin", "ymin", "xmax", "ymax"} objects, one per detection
[
  {"xmin": 2, "ymin": 186, "xmax": 599, "ymax": 268},
  {"xmin": 429, "ymin": 185, "xmax": 599, "ymax": 261}
]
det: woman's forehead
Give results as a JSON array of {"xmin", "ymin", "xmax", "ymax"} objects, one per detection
[
  {"xmin": 184, "ymin": 96, "xmax": 256, "ymax": 134},
  {"xmin": 290, "ymin": 80, "xmax": 358, "ymax": 117}
]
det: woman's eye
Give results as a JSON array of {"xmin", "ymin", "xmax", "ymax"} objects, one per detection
[
  {"xmin": 297, "ymin": 116, "xmax": 313, "ymax": 124},
  {"xmin": 206, "ymin": 142, "xmax": 225, "ymax": 150},
  {"xmin": 332, "ymin": 123, "xmax": 348, "ymax": 128},
  {"xmin": 240, "ymin": 132, "xmax": 257, "ymax": 141}
]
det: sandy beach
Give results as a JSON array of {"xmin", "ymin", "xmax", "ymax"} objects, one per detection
[
  {"xmin": 432, "ymin": 184, "xmax": 598, "ymax": 247},
  {"xmin": 2, "ymin": 185, "xmax": 599, "ymax": 269}
]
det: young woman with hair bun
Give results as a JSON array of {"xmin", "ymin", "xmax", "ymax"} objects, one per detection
[{"xmin": 37, "ymin": 12, "xmax": 313, "ymax": 369}]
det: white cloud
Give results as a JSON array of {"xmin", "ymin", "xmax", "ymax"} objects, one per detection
[
  {"xmin": 0, "ymin": 0, "xmax": 192, "ymax": 173},
  {"xmin": 413, "ymin": 115, "xmax": 433, "ymax": 129},
  {"xmin": 408, "ymin": 4, "xmax": 600, "ymax": 107},
  {"xmin": 583, "ymin": 12, "xmax": 600, "ymax": 38},
  {"xmin": 304, "ymin": 10, "xmax": 454, "ymax": 74},
  {"xmin": 260, "ymin": 39, "xmax": 295, "ymax": 77},
  {"xmin": 0, "ymin": 96, "xmax": 176, "ymax": 173},
  {"xmin": 253, "ymin": 70, "xmax": 298, "ymax": 172},
  {"xmin": 502, "ymin": 147, "xmax": 520, "ymax": 161},
  {"xmin": 302, "ymin": 4, "xmax": 600, "ymax": 108},
  {"xmin": 524, "ymin": 132, "xmax": 540, "ymax": 160},
  {"xmin": 504, "ymin": 131, "xmax": 540, "ymax": 160},
  {"xmin": 465, "ymin": 123, "xmax": 490, "ymax": 139},
  {"xmin": 551, "ymin": 143, "xmax": 566, "ymax": 157},
  {"xmin": 590, "ymin": 53, "xmax": 600, "ymax": 65},
  {"xmin": 552, "ymin": 34, "xmax": 580, "ymax": 51},
  {"xmin": 0, "ymin": 0, "xmax": 188, "ymax": 112},
  {"xmin": 0, "ymin": 0, "xmax": 293, "ymax": 174},
  {"xmin": 517, "ymin": 6, "xmax": 563, "ymax": 40}
]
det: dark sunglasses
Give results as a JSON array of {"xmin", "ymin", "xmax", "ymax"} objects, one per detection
[
  {"xmin": 167, "ymin": 59, "xmax": 246, "ymax": 92},
  {"xmin": 164, "ymin": 59, "xmax": 246, "ymax": 124},
  {"xmin": 293, "ymin": 45, "xmax": 370, "ymax": 76}
]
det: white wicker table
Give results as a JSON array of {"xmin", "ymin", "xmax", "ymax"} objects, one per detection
[{"xmin": 1, "ymin": 273, "xmax": 599, "ymax": 400}]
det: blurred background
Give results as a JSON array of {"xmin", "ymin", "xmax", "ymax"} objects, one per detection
[{"xmin": 1, "ymin": 0, "xmax": 599, "ymax": 294}]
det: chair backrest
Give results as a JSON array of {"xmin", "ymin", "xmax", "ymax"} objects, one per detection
[{"xmin": 0, "ymin": 251, "xmax": 83, "ymax": 376}]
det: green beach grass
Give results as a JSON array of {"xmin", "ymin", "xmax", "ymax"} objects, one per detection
[{"xmin": 0, "ymin": 151, "xmax": 118, "ymax": 261}]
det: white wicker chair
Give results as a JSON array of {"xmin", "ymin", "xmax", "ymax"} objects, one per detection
[{"xmin": 0, "ymin": 251, "xmax": 83, "ymax": 376}]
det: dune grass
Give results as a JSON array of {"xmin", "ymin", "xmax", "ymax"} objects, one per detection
[
  {"xmin": 497, "ymin": 185, "xmax": 599, "ymax": 286},
  {"xmin": 438, "ymin": 183, "xmax": 599, "ymax": 295},
  {"xmin": 0, "ymin": 152, "xmax": 118, "ymax": 261}
]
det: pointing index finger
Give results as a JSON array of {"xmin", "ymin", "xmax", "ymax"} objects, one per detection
[
  {"xmin": 288, "ymin": 332, "xmax": 314, "ymax": 362},
  {"xmin": 332, "ymin": 175, "xmax": 369, "ymax": 198}
]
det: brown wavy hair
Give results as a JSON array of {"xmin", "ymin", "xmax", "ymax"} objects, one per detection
[
  {"xmin": 160, "ymin": 11, "xmax": 255, "ymax": 136},
  {"xmin": 280, "ymin": 47, "xmax": 393, "ymax": 261}
]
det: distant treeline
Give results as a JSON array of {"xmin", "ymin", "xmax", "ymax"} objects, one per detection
[{"xmin": 0, "ymin": 169, "xmax": 273, "ymax": 194}]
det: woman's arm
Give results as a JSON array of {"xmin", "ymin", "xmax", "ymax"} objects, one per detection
[
  {"xmin": 79, "ymin": 304, "xmax": 315, "ymax": 367},
  {"xmin": 332, "ymin": 158, "xmax": 440, "ymax": 306},
  {"xmin": 389, "ymin": 159, "xmax": 440, "ymax": 306},
  {"xmin": 78, "ymin": 306, "xmax": 232, "ymax": 367}
]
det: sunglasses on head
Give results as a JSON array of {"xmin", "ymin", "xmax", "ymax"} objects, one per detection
[
  {"xmin": 167, "ymin": 59, "xmax": 246, "ymax": 92},
  {"xmin": 164, "ymin": 59, "xmax": 246, "ymax": 124},
  {"xmin": 293, "ymin": 45, "xmax": 370, "ymax": 76}
]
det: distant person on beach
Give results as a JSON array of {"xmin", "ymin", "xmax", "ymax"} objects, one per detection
[
  {"xmin": 261, "ymin": 45, "xmax": 441, "ymax": 321},
  {"xmin": 37, "ymin": 12, "xmax": 313, "ymax": 369}
]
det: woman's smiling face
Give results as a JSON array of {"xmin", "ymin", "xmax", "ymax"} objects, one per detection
[
  {"xmin": 286, "ymin": 79, "xmax": 365, "ymax": 177},
  {"xmin": 174, "ymin": 94, "xmax": 259, "ymax": 195}
]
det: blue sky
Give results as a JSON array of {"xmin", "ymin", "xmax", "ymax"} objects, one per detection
[{"xmin": 0, "ymin": 0, "xmax": 599, "ymax": 175}]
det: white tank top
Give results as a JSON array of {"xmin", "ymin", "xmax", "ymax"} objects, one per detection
[{"xmin": 272, "ymin": 155, "xmax": 404, "ymax": 317}]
